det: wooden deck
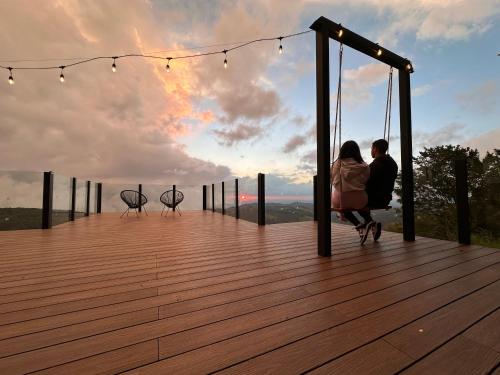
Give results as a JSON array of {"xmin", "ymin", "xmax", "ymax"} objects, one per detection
[{"xmin": 0, "ymin": 211, "xmax": 499, "ymax": 374}]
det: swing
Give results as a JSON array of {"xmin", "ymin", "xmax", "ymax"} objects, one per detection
[{"xmin": 330, "ymin": 43, "xmax": 393, "ymax": 213}]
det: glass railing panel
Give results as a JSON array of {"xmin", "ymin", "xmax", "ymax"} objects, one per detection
[
  {"xmin": 265, "ymin": 174, "xmax": 314, "ymax": 224},
  {"xmin": 142, "ymin": 184, "xmax": 170, "ymax": 212},
  {"xmin": 224, "ymin": 179, "xmax": 236, "ymax": 217},
  {"xmin": 52, "ymin": 174, "xmax": 71, "ymax": 226},
  {"xmin": 238, "ymin": 176, "xmax": 258, "ymax": 224},
  {"xmin": 0, "ymin": 170, "xmax": 43, "ymax": 230},
  {"xmin": 89, "ymin": 182, "xmax": 95, "ymax": 215},
  {"xmin": 174, "ymin": 185, "xmax": 202, "ymax": 211},
  {"xmin": 213, "ymin": 182, "xmax": 222, "ymax": 213},
  {"xmin": 101, "ymin": 183, "xmax": 139, "ymax": 213},
  {"xmin": 206, "ymin": 184, "xmax": 212, "ymax": 211},
  {"xmin": 75, "ymin": 180, "xmax": 87, "ymax": 219}
]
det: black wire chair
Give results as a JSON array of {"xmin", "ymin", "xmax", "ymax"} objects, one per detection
[
  {"xmin": 120, "ymin": 190, "xmax": 148, "ymax": 218},
  {"xmin": 160, "ymin": 190, "xmax": 184, "ymax": 216}
]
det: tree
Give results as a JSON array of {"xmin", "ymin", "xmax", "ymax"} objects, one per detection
[{"xmin": 393, "ymin": 145, "xmax": 499, "ymax": 246}]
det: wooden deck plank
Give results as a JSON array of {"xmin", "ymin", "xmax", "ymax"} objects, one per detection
[{"xmin": 0, "ymin": 212, "xmax": 497, "ymax": 374}]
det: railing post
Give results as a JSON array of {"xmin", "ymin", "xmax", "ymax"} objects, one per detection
[
  {"xmin": 221, "ymin": 181, "xmax": 225, "ymax": 215},
  {"xmin": 42, "ymin": 171, "xmax": 53, "ymax": 229},
  {"xmin": 138, "ymin": 184, "xmax": 142, "ymax": 212},
  {"xmin": 258, "ymin": 173, "xmax": 265, "ymax": 226},
  {"xmin": 70, "ymin": 177, "xmax": 76, "ymax": 221},
  {"xmin": 202, "ymin": 185, "xmax": 207, "ymax": 210},
  {"xmin": 172, "ymin": 184, "xmax": 176, "ymax": 213},
  {"xmin": 455, "ymin": 159, "xmax": 471, "ymax": 245},
  {"xmin": 235, "ymin": 178, "xmax": 239, "ymax": 219},
  {"xmin": 313, "ymin": 175, "xmax": 318, "ymax": 221},
  {"xmin": 212, "ymin": 183, "xmax": 215, "ymax": 212},
  {"xmin": 85, "ymin": 181, "xmax": 91, "ymax": 216},
  {"xmin": 96, "ymin": 183, "xmax": 102, "ymax": 214}
]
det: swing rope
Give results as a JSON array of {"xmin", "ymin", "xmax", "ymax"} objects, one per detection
[
  {"xmin": 330, "ymin": 44, "xmax": 343, "ymax": 197},
  {"xmin": 384, "ymin": 67, "xmax": 393, "ymax": 153}
]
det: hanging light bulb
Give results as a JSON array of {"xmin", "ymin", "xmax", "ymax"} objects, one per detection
[
  {"xmin": 166, "ymin": 58, "xmax": 171, "ymax": 72},
  {"xmin": 8, "ymin": 68, "xmax": 14, "ymax": 85},
  {"xmin": 223, "ymin": 50, "xmax": 228, "ymax": 69},
  {"xmin": 406, "ymin": 63, "xmax": 413, "ymax": 72},
  {"xmin": 278, "ymin": 37, "xmax": 283, "ymax": 54},
  {"xmin": 377, "ymin": 48, "xmax": 382, "ymax": 56},
  {"xmin": 111, "ymin": 57, "xmax": 117, "ymax": 73},
  {"xmin": 338, "ymin": 25, "xmax": 343, "ymax": 38},
  {"xmin": 59, "ymin": 66, "xmax": 65, "ymax": 83}
]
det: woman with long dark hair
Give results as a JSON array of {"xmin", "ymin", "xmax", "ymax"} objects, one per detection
[{"xmin": 331, "ymin": 140, "xmax": 373, "ymax": 243}]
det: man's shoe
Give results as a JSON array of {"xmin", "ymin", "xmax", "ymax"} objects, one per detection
[
  {"xmin": 354, "ymin": 223, "xmax": 366, "ymax": 240},
  {"xmin": 360, "ymin": 221, "xmax": 375, "ymax": 245},
  {"xmin": 372, "ymin": 222, "xmax": 382, "ymax": 241}
]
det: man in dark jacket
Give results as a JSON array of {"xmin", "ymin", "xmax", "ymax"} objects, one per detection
[{"xmin": 363, "ymin": 139, "xmax": 398, "ymax": 240}]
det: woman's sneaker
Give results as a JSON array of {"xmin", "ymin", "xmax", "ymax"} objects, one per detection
[
  {"xmin": 360, "ymin": 221, "xmax": 375, "ymax": 245},
  {"xmin": 372, "ymin": 222, "xmax": 382, "ymax": 241}
]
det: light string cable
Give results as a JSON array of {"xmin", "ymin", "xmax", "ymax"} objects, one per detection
[{"xmin": 0, "ymin": 30, "xmax": 311, "ymax": 81}]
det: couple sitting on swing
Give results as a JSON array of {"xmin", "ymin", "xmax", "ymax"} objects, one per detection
[{"xmin": 331, "ymin": 138, "xmax": 397, "ymax": 245}]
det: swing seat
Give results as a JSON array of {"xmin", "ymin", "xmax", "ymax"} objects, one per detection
[{"xmin": 331, "ymin": 205, "xmax": 392, "ymax": 213}]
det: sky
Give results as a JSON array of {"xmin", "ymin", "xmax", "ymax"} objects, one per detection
[{"xmin": 0, "ymin": 0, "xmax": 499, "ymax": 200}]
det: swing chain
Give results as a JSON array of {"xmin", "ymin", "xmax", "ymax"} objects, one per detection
[{"xmin": 384, "ymin": 67, "xmax": 393, "ymax": 152}]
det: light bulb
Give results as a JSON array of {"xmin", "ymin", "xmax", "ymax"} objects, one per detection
[
  {"xmin": 377, "ymin": 49, "xmax": 382, "ymax": 56},
  {"xmin": 166, "ymin": 63, "xmax": 170, "ymax": 72},
  {"xmin": 59, "ymin": 73, "xmax": 65, "ymax": 83},
  {"xmin": 111, "ymin": 59, "xmax": 117, "ymax": 73},
  {"xmin": 338, "ymin": 29, "xmax": 343, "ymax": 38},
  {"xmin": 224, "ymin": 58, "xmax": 228, "ymax": 69},
  {"xmin": 406, "ymin": 63, "xmax": 412, "ymax": 71},
  {"xmin": 279, "ymin": 44, "xmax": 283, "ymax": 54},
  {"xmin": 166, "ymin": 58, "xmax": 171, "ymax": 72},
  {"xmin": 8, "ymin": 68, "xmax": 14, "ymax": 85}
]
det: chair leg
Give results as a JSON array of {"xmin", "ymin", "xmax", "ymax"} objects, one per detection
[
  {"xmin": 161, "ymin": 205, "xmax": 165, "ymax": 217},
  {"xmin": 120, "ymin": 208, "xmax": 129, "ymax": 218},
  {"xmin": 176, "ymin": 206, "xmax": 182, "ymax": 216},
  {"xmin": 143, "ymin": 205, "xmax": 148, "ymax": 216},
  {"xmin": 134, "ymin": 208, "xmax": 139, "ymax": 217}
]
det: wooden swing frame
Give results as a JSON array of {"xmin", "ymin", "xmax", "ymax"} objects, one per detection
[{"xmin": 311, "ymin": 16, "xmax": 415, "ymax": 257}]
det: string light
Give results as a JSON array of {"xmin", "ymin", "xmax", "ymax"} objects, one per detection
[
  {"xmin": 8, "ymin": 67, "xmax": 14, "ymax": 85},
  {"xmin": 59, "ymin": 66, "xmax": 65, "ymax": 83},
  {"xmin": 111, "ymin": 57, "xmax": 117, "ymax": 72},
  {"xmin": 406, "ymin": 63, "xmax": 413, "ymax": 72},
  {"xmin": 223, "ymin": 50, "xmax": 228, "ymax": 69},
  {"xmin": 166, "ymin": 57, "xmax": 171, "ymax": 72},
  {"xmin": 377, "ymin": 48, "xmax": 382, "ymax": 56},
  {"xmin": 338, "ymin": 24, "xmax": 343, "ymax": 38},
  {"xmin": 278, "ymin": 36, "xmax": 283, "ymax": 54}
]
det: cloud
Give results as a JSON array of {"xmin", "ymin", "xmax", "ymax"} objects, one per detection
[
  {"xmin": 283, "ymin": 135, "xmax": 308, "ymax": 153},
  {"xmin": 456, "ymin": 80, "xmax": 499, "ymax": 113},
  {"xmin": 212, "ymin": 123, "xmax": 264, "ymax": 146},
  {"xmin": 413, "ymin": 122, "xmax": 467, "ymax": 149},
  {"xmin": 463, "ymin": 128, "xmax": 500, "ymax": 156},
  {"xmin": 412, "ymin": 84, "xmax": 433, "ymax": 97},
  {"xmin": 338, "ymin": 63, "xmax": 390, "ymax": 107}
]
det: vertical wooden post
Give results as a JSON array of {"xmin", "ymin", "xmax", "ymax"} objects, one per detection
[
  {"xmin": 202, "ymin": 185, "xmax": 207, "ymax": 210},
  {"xmin": 221, "ymin": 181, "xmax": 225, "ymax": 215},
  {"xmin": 70, "ymin": 177, "xmax": 76, "ymax": 221},
  {"xmin": 399, "ymin": 70, "xmax": 415, "ymax": 242},
  {"xmin": 258, "ymin": 173, "xmax": 265, "ymax": 226},
  {"xmin": 85, "ymin": 181, "xmax": 91, "ymax": 216},
  {"xmin": 42, "ymin": 171, "xmax": 53, "ymax": 229},
  {"xmin": 235, "ymin": 178, "xmax": 239, "ymax": 219},
  {"xmin": 315, "ymin": 27, "xmax": 331, "ymax": 256},
  {"xmin": 212, "ymin": 183, "xmax": 215, "ymax": 212},
  {"xmin": 138, "ymin": 184, "xmax": 142, "ymax": 212},
  {"xmin": 455, "ymin": 159, "xmax": 471, "ymax": 245},
  {"xmin": 172, "ymin": 184, "xmax": 176, "ymax": 213},
  {"xmin": 96, "ymin": 183, "xmax": 102, "ymax": 214},
  {"xmin": 313, "ymin": 175, "xmax": 318, "ymax": 221}
]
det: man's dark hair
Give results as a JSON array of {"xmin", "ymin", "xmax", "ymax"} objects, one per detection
[
  {"xmin": 338, "ymin": 140, "xmax": 364, "ymax": 163},
  {"xmin": 372, "ymin": 139, "xmax": 389, "ymax": 154}
]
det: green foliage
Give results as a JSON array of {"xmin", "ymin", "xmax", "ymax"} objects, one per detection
[{"xmin": 394, "ymin": 146, "xmax": 500, "ymax": 247}]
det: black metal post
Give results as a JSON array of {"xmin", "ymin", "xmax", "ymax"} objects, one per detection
[
  {"xmin": 42, "ymin": 171, "xmax": 53, "ymax": 229},
  {"xmin": 202, "ymin": 185, "xmax": 207, "ymax": 210},
  {"xmin": 313, "ymin": 175, "xmax": 318, "ymax": 221},
  {"xmin": 85, "ymin": 181, "xmax": 91, "ymax": 216},
  {"xmin": 399, "ymin": 70, "xmax": 416, "ymax": 241},
  {"xmin": 138, "ymin": 184, "xmax": 142, "ymax": 212},
  {"xmin": 455, "ymin": 159, "xmax": 471, "ymax": 245},
  {"xmin": 221, "ymin": 181, "xmax": 225, "ymax": 215},
  {"xmin": 314, "ymin": 26, "xmax": 331, "ymax": 256},
  {"xmin": 212, "ymin": 183, "xmax": 215, "ymax": 212},
  {"xmin": 70, "ymin": 177, "xmax": 76, "ymax": 221},
  {"xmin": 235, "ymin": 178, "xmax": 239, "ymax": 219},
  {"xmin": 96, "ymin": 183, "xmax": 102, "ymax": 214},
  {"xmin": 258, "ymin": 173, "xmax": 265, "ymax": 226},
  {"xmin": 172, "ymin": 184, "xmax": 176, "ymax": 213}
]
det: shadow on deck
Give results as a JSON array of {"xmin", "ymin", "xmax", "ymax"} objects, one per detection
[{"xmin": 0, "ymin": 211, "xmax": 498, "ymax": 374}]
